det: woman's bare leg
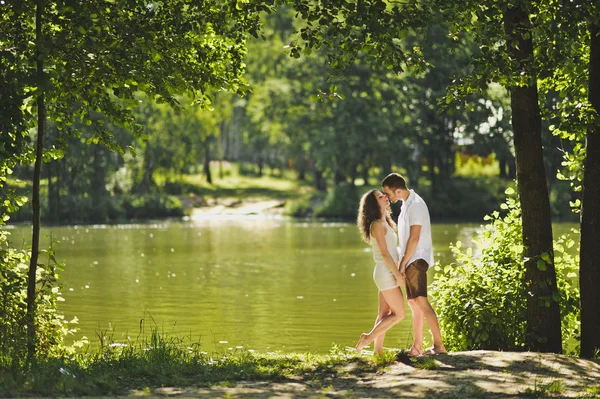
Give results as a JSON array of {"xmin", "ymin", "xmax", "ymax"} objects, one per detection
[
  {"xmin": 407, "ymin": 299, "xmax": 424, "ymax": 356},
  {"xmin": 356, "ymin": 287, "xmax": 405, "ymax": 353},
  {"xmin": 373, "ymin": 291, "xmax": 391, "ymax": 354}
]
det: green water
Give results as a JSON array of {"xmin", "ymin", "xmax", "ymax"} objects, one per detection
[{"xmin": 4, "ymin": 219, "xmax": 577, "ymax": 354}]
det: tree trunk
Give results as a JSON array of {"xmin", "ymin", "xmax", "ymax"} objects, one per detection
[
  {"xmin": 62, "ymin": 157, "xmax": 73, "ymax": 222},
  {"xmin": 47, "ymin": 160, "xmax": 54, "ymax": 223},
  {"xmin": 362, "ymin": 163, "xmax": 370, "ymax": 185},
  {"xmin": 27, "ymin": 0, "xmax": 45, "ymax": 363},
  {"xmin": 204, "ymin": 139, "xmax": 212, "ymax": 184},
  {"xmin": 428, "ymin": 143, "xmax": 437, "ymax": 196},
  {"xmin": 314, "ymin": 167, "xmax": 326, "ymax": 191},
  {"xmin": 334, "ymin": 167, "xmax": 345, "ymax": 186},
  {"xmin": 498, "ymin": 156, "xmax": 508, "ymax": 179},
  {"xmin": 504, "ymin": 5, "xmax": 562, "ymax": 353},
  {"xmin": 55, "ymin": 161, "xmax": 60, "ymax": 219},
  {"xmin": 218, "ymin": 121, "xmax": 226, "ymax": 180},
  {"xmin": 136, "ymin": 141, "xmax": 154, "ymax": 194},
  {"xmin": 297, "ymin": 157, "xmax": 306, "ymax": 181},
  {"xmin": 381, "ymin": 158, "xmax": 392, "ymax": 179},
  {"xmin": 579, "ymin": 22, "xmax": 600, "ymax": 359},
  {"xmin": 508, "ymin": 154, "xmax": 517, "ymax": 180},
  {"xmin": 91, "ymin": 145, "xmax": 107, "ymax": 198},
  {"xmin": 257, "ymin": 158, "xmax": 263, "ymax": 177}
]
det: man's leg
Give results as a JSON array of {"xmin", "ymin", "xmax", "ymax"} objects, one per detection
[
  {"xmin": 405, "ymin": 259, "xmax": 445, "ymax": 354},
  {"xmin": 407, "ymin": 299, "xmax": 424, "ymax": 356},
  {"xmin": 413, "ymin": 296, "xmax": 446, "ymax": 353}
]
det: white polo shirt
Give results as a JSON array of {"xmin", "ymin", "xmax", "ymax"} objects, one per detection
[{"xmin": 398, "ymin": 189, "xmax": 434, "ymax": 266}]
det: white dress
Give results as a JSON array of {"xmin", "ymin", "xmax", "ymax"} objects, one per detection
[{"xmin": 370, "ymin": 221, "xmax": 400, "ymax": 291}]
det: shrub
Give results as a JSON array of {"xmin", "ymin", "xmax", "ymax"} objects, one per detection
[
  {"xmin": 313, "ymin": 184, "xmax": 360, "ymax": 219},
  {"xmin": 0, "ymin": 232, "xmax": 81, "ymax": 368},
  {"xmin": 430, "ymin": 187, "xmax": 580, "ymax": 353},
  {"xmin": 121, "ymin": 193, "xmax": 185, "ymax": 220},
  {"xmin": 283, "ymin": 192, "xmax": 325, "ymax": 217}
]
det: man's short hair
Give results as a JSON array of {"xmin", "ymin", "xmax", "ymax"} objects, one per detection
[{"xmin": 381, "ymin": 173, "xmax": 407, "ymax": 190}]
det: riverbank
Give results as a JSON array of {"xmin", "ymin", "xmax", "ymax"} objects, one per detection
[{"xmin": 6, "ymin": 350, "xmax": 598, "ymax": 398}]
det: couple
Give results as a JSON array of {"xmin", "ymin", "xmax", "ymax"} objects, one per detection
[{"xmin": 355, "ymin": 173, "xmax": 446, "ymax": 357}]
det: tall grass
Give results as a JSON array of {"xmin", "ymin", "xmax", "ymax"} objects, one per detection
[{"xmin": 0, "ymin": 330, "xmax": 394, "ymax": 397}]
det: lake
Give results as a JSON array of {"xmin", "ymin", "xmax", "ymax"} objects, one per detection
[{"xmin": 4, "ymin": 217, "xmax": 577, "ymax": 354}]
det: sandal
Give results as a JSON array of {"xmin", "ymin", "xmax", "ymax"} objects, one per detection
[
  {"xmin": 407, "ymin": 345, "xmax": 423, "ymax": 357},
  {"xmin": 424, "ymin": 346, "xmax": 447, "ymax": 356}
]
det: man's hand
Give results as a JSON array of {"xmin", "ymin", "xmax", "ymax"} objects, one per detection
[{"xmin": 399, "ymin": 263, "xmax": 406, "ymax": 278}]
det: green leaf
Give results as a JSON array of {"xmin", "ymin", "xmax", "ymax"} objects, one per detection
[{"xmin": 536, "ymin": 259, "xmax": 547, "ymax": 271}]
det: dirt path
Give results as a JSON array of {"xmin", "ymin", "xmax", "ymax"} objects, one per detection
[{"xmin": 122, "ymin": 351, "xmax": 600, "ymax": 398}]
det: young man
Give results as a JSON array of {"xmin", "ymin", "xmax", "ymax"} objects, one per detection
[{"xmin": 381, "ymin": 173, "xmax": 447, "ymax": 356}]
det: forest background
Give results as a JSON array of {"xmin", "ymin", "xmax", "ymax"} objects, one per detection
[{"xmin": 4, "ymin": 7, "xmax": 578, "ymax": 225}]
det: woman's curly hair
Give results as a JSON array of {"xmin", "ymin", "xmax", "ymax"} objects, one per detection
[{"xmin": 357, "ymin": 189, "xmax": 395, "ymax": 244}]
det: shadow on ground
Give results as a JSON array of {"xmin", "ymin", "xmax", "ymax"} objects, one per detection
[{"xmin": 129, "ymin": 351, "xmax": 600, "ymax": 399}]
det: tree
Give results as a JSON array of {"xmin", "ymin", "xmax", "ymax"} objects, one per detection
[
  {"xmin": 533, "ymin": 1, "xmax": 600, "ymax": 357},
  {"xmin": 1, "ymin": 0, "xmax": 268, "ymax": 361},
  {"xmin": 502, "ymin": 3, "xmax": 561, "ymax": 353},
  {"xmin": 579, "ymin": 20, "xmax": 600, "ymax": 359}
]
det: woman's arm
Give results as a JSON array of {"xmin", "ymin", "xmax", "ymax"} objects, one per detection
[{"xmin": 371, "ymin": 221, "xmax": 403, "ymax": 283}]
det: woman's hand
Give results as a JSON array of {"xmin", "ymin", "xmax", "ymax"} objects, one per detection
[
  {"xmin": 398, "ymin": 263, "xmax": 406, "ymax": 278},
  {"xmin": 395, "ymin": 273, "xmax": 405, "ymax": 286}
]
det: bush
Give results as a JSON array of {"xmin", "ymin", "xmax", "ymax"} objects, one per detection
[
  {"xmin": 313, "ymin": 184, "xmax": 360, "ymax": 219},
  {"xmin": 0, "ymin": 232, "xmax": 81, "ymax": 368},
  {"xmin": 121, "ymin": 193, "xmax": 185, "ymax": 220},
  {"xmin": 430, "ymin": 187, "xmax": 580, "ymax": 353},
  {"xmin": 283, "ymin": 192, "xmax": 325, "ymax": 217}
]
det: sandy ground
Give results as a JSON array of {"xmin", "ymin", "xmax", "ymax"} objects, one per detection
[{"xmin": 121, "ymin": 351, "xmax": 600, "ymax": 399}]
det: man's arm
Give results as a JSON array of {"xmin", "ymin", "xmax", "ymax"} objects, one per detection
[{"xmin": 399, "ymin": 224, "xmax": 421, "ymax": 275}]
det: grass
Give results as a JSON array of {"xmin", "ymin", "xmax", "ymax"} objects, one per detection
[
  {"xmin": 0, "ymin": 333, "xmax": 395, "ymax": 397},
  {"xmin": 171, "ymin": 163, "xmax": 317, "ymax": 201},
  {"xmin": 395, "ymin": 349, "xmax": 441, "ymax": 370}
]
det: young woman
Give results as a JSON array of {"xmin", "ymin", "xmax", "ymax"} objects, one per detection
[{"xmin": 355, "ymin": 189, "xmax": 406, "ymax": 354}]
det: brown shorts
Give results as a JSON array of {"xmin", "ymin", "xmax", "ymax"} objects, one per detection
[{"xmin": 405, "ymin": 259, "xmax": 429, "ymax": 300}]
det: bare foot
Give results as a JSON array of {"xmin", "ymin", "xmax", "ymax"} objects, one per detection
[
  {"xmin": 407, "ymin": 344, "xmax": 423, "ymax": 357},
  {"xmin": 355, "ymin": 333, "xmax": 369, "ymax": 354}
]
